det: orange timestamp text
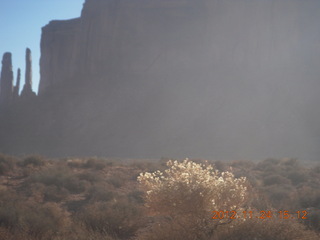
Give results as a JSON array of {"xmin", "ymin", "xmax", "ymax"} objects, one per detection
[{"xmin": 211, "ymin": 210, "xmax": 308, "ymax": 220}]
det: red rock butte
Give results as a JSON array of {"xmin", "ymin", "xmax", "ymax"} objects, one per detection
[{"xmin": 1, "ymin": 0, "xmax": 320, "ymax": 161}]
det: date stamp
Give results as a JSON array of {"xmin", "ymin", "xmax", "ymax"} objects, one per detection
[{"xmin": 211, "ymin": 210, "xmax": 308, "ymax": 220}]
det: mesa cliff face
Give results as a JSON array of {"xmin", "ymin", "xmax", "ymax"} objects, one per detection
[
  {"xmin": 1, "ymin": 0, "xmax": 320, "ymax": 160},
  {"xmin": 39, "ymin": 19, "xmax": 81, "ymax": 94},
  {"xmin": 39, "ymin": 0, "xmax": 209, "ymax": 95},
  {"xmin": 35, "ymin": 0, "xmax": 215, "ymax": 157}
]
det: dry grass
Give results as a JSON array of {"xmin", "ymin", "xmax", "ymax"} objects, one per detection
[{"xmin": 0, "ymin": 155, "xmax": 319, "ymax": 240}]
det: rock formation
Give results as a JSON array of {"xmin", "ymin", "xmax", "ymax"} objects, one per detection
[
  {"xmin": 0, "ymin": 53, "xmax": 14, "ymax": 106},
  {"xmin": 21, "ymin": 48, "xmax": 36, "ymax": 98},
  {"xmin": 0, "ymin": 49, "xmax": 37, "ymax": 155},
  {"xmin": 0, "ymin": 48, "xmax": 36, "ymax": 104},
  {"xmin": 13, "ymin": 68, "xmax": 21, "ymax": 99},
  {"xmin": 1, "ymin": 0, "xmax": 320, "ymax": 161},
  {"xmin": 39, "ymin": 0, "xmax": 209, "ymax": 95}
]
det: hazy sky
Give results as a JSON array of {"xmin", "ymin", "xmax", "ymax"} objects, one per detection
[{"xmin": 0, "ymin": 0, "xmax": 84, "ymax": 93}]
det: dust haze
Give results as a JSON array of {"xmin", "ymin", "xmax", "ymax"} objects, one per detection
[
  {"xmin": 112, "ymin": 0, "xmax": 320, "ymax": 161},
  {"xmin": 1, "ymin": 0, "xmax": 320, "ymax": 162}
]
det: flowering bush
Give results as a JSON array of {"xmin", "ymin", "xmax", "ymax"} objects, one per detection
[{"xmin": 137, "ymin": 159, "xmax": 248, "ymax": 239}]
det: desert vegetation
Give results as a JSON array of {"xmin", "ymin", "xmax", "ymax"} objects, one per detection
[{"xmin": 0, "ymin": 153, "xmax": 319, "ymax": 240}]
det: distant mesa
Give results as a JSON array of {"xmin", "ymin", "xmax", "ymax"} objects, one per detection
[{"xmin": 0, "ymin": 0, "xmax": 319, "ymax": 161}]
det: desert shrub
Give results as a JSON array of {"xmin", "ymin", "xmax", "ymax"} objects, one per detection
[
  {"xmin": 66, "ymin": 199, "xmax": 88, "ymax": 213},
  {"xmin": 0, "ymin": 201, "xmax": 22, "ymax": 231},
  {"xmin": 131, "ymin": 160, "xmax": 162, "ymax": 172},
  {"xmin": 21, "ymin": 155, "xmax": 46, "ymax": 167},
  {"xmin": 76, "ymin": 198, "xmax": 145, "ymax": 239},
  {"xmin": 23, "ymin": 203, "xmax": 71, "ymax": 239},
  {"xmin": 0, "ymin": 191, "xmax": 70, "ymax": 240},
  {"xmin": 298, "ymin": 186, "xmax": 320, "ymax": 208},
  {"xmin": 303, "ymin": 208, "xmax": 320, "ymax": 232},
  {"xmin": 26, "ymin": 182, "xmax": 69, "ymax": 202},
  {"xmin": 0, "ymin": 227, "xmax": 29, "ymax": 240},
  {"xmin": 0, "ymin": 227, "xmax": 13, "ymax": 240},
  {"xmin": 67, "ymin": 158, "xmax": 85, "ymax": 168},
  {"xmin": 75, "ymin": 202, "xmax": 110, "ymax": 233},
  {"xmin": 263, "ymin": 174, "xmax": 290, "ymax": 186},
  {"xmin": 254, "ymin": 158, "xmax": 280, "ymax": 172},
  {"xmin": 43, "ymin": 185, "xmax": 70, "ymax": 202},
  {"xmin": 0, "ymin": 154, "xmax": 16, "ymax": 175},
  {"xmin": 286, "ymin": 170, "xmax": 308, "ymax": 186},
  {"xmin": 83, "ymin": 158, "xmax": 107, "ymax": 170},
  {"xmin": 0, "ymin": 190, "xmax": 22, "ymax": 230},
  {"xmin": 137, "ymin": 159, "xmax": 249, "ymax": 239},
  {"xmin": 28, "ymin": 167, "xmax": 87, "ymax": 194},
  {"xmin": 138, "ymin": 159, "xmax": 248, "ymax": 215},
  {"xmin": 67, "ymin": 157, "xmax": 112, "ymax": 170},
  {"xmin": 128, "ymin": 190, "xmax": 144, "ymax": 204},
  {"xmin": 158, "ymin": 157, "xmax": 171, "ymax": 167},
  {"xmin": 107, "ymin": 176, "xmax": 125, "ymax": 188},
  {"xmin": 78, "ymin": 171, "xmax": 102, "ymax": 183},
  {"xmin": 136, "ymin": 216, "xmax": 209, "ymax": 240},
  {"xmin": 245, "ymin": 189, "xmax": 273, "ymax": 211},
  {"xmin": 57, "ymin": 225, "xmax": 119, "ymax": 240},
  {"xmin": 279, "ymin": 158, "xmax": 300, "ymax": 169},
  {"xmin": 106, "ymin": 168, "xmax": 133, "ymax": 189},
  {"xmin": 263, "ymin": 184, "xmax": 296, "ymax": 209},
  {"xmin": 212, "ymin": 160, "xmax": 228, "ymax": 171},
  {"xmin": 311, "ymin": 164, "xmax": 320, "ymax": 174},
  {"xmin": 216, "ymin": 217, "xmax": 319, "ymax": 240},
  {"xmin": 230, "ymin": 160, "xmax": 255, "ymax": 169},
  {"xmin": 86, "ymin": 183, "xmax": 115, "ymax": 202}
]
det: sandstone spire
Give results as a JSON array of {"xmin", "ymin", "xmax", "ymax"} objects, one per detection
[
  {"xmin": 0, "ymin": 52, "xmax": 14, "ymax": 105},
  {"xmin": 21, "ymin": 48, "xmax": 36, "ymax": 98},
  {"xmin": 25, "ymin": 48, "xmax": 32, "ymax": 89},
  {"xmin": 13, "ymin": 68, "xmax": 21, "ymax": 99}
]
